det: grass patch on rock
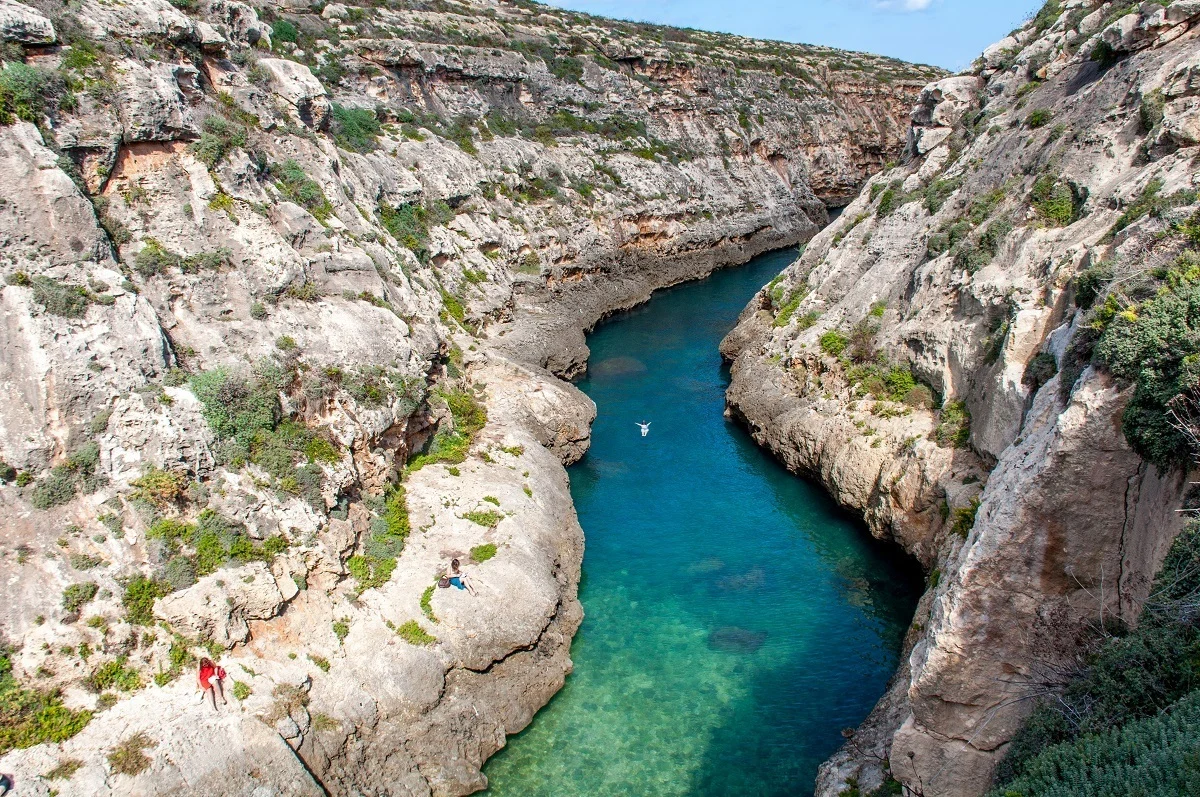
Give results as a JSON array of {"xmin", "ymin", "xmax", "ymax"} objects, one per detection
[{"xmin": 395, "ymin": 620, "xmax": 436, "ymax": 646}]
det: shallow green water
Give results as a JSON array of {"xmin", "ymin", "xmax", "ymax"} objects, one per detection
[{"xmin": 483, "ymin": 248, "xmax": 921, "ymax": 796}]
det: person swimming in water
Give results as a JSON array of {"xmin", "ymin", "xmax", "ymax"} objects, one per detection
[{"xmin": 636, "ymin": 421, "xmax": 651, "ymax": 437}]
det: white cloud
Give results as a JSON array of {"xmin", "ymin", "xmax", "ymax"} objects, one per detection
[{"xmin": 872, "ymin": 0, "xmax": 934, "ymax": 11}]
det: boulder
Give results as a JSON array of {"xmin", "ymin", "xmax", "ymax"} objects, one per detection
[
  {"xmin": 0, "ymin": 0, "xmax": 54, "ymax": 44},
  {"xmin": 257, "ymin": 58, "xmax": 330, "ymax": 128},
  {"xmin": 155, "ymin": 562, "xmax": 289, "ymax": 647}
]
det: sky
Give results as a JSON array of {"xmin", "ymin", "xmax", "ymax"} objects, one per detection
[{"xmin": 542, "ymin": 0, "xmax": 1041, "ymax": 72}]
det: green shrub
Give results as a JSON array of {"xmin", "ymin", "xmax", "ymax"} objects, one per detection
[
  {"xmin": 1023, "ymin": 352, "xmax": 1059, "ymax": 393},
  {"xmin": 877, "ymin": 183, "xmax": 903, "ymax": 216},
  {"xmin": 990, "ymin": 692, "xmax": 1200, "ymax": 797},
  {"xmin": 1026, "ymin": 108, "xmax": 1054, "ymax": 128},
  {"xmin": 407, "ymin": 389, "xmax": 487, "ymax": 471},
  {"xmin": 134, "ymin": 239, "xmax": 182, "ymax": 277},
  {"xmin": 122, "ymin": 576, "xmax": 168, "ymax": 625},
  {"xmin": 160, "ymin": 555, "xmax": 196, "ymax": 590},
  {"xmin": 30, "ymin": 276, "xmax": 90, "ymax": 318},
  {"xmin": 31, "ymin": 467, "xmax": 80, "ymax": 509},
  {"xmin": 43, "ymin": 758, "xmax": 83, "ymax": 780},
  {"xmin": 992, "ymin": 523, "xmax": 1200, "ymax": 793},
  {"xmin": 1094, "ymin": 265, "xmax": 1200, "ymax": 466},
  {"xmin": 189, "ymin": 368, "xmax": 280, "ymax": 448},
  {"xmin": 270, "ymin": 19, "xmax": 298, "ymax": 44},
  {"xmin": 772, "ymin": 288, "xmax": 808, "ymax": 328},
  {"xmin": 69, "ymin": 553, "xmax": 102, "ymax": 570},
  {"xmin": 469, "ymin": 543, "xmax": 497, "ymax": 563},
  {"xmin": 380, "ymin": 202, "xmax": 431, "ymax": 256},
  {"xmin": 329, "ymin": 103, "xmax": 380, "ymax": 152},
  {"xmin": 62, "ymin": 582, "xmax": 99, "ymax": 613},
  {"xmin": 107, "ymin": 732, "xmax": 154, "ymax": 776},
  {"xmin": 1109, "ymin": 179, "xmax": 1196, "ymax": 237},
  {"xmin": 1074, "ymin": 263, "xmax": 1114, "ymax": 309},
  {"xmin": 346, "ymin": 486, "xmax": 407, "ymax": 592},
  {"xmin": 1031, "ymin": 174, "xmax": 1081, "ymax": 226},
  {"xmin": 1090, "ymin": 39, "xmax": 1119, "ymax": 69},
  {"xmin": 464, "ymin": 510, "xmax": 501, "ymax": 527},
  {"xmin": 232, "ymin": 681, "xmax": 251, "ymax": 700},
  {"xmin": 0, "ymin": 63, "xmax": 53, "ymax": 124},
  {"xmin": 395, "ymin": 620, "xmax": 436, "ymax": 646},
  {"xmin": 130, "ymin": 467, "xmax": 184, "ymax": 509},
  {"xmin": 191, "ymin": 116, "xmax": 247, "ymax": 168},
  {"xmin": 346, "ymin": 555, "xmax": 396, "ymax": 592},
  {"xmin": 819, "ymin": 331, "xmax": 848, "ymax": 358},
  {"xmin": 1031, "ymin": 0, "xmax": 1063, "ymax": 33},
  {"xmin": 440, "ymin": 290, "xmax": 465, "ymax": 324},
  {"xmin": 1140, "ymin": 88, "xmax": 1166, "ymax": 132},
  {"xmin": 31, "ymin": 443, "xmax": 101, "ymax": 509},
  {"xmin": 420, "ymin": 585, "xmax": 438, "ymax": 623},
  {"xmin": 307, "ymin": 654, "xmax": 330, "ymax": 672},
  {"xmin": 272, "ymin": 160, "xmax": 333, "ymax": 221},
  {"xmin": 0, "ymin": 646, "xmax": 92, "ymax": 754},
  {"xmin": 935, "ymin": 401, "xmax": 971, "ymax": 448},
  {"xmin": 85, "ymin": 656, "xmax": 141, "ymax": 693},
  {"xmin": 950, "ymin": 499, "xmax": 980, "ymax": 539},
  {"xmin": 923, "ymin": 176, "xmax": 963, "ymax": 214}
]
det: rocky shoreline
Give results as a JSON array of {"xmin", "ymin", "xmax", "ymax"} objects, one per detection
[
  {"xmin": 724, "ymin": 2, "xmax": 1200, "ymax": 794},
  {"xmin": 0, "ymin": 0, "xmax": 932, "ymax": 793}
]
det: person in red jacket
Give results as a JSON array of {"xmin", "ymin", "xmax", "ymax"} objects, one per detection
[{"xmin": 198, "ymin": 657, "xmax": 227, "ymax": 711}]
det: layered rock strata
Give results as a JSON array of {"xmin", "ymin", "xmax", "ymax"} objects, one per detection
[
  {"xmin": 0, "ymin": 0, "xmax": 936, "ymax": 794},
  {"xmin": 724, "ymin": 2, "xmax": 1200, "ymax": 794}
]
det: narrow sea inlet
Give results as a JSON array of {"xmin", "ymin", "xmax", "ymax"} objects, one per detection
[{"xmin": 484, "ymin": 248, "xmax": 921, "ymax": 795}]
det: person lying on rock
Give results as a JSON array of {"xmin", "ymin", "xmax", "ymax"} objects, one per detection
[
  {"xmin": 198, "ymin": 657, "xmax": 228, "ymax": 711},
  {"xmin": 441, "ymin": 558, "xmax": 478, "ymax": 596}
]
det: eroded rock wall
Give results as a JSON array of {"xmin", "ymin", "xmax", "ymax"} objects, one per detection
[
  {"xmin": 0, "ymin": 0, "xmax": 936, "ymax": 794},
  {"xmin": 724, "ymin": 2, "xmax": 1200, "ymax": 794}
]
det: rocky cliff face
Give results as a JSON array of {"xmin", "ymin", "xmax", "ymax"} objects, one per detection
[
  {"xmin": 724, "ymin": 2, "xmax": 1200, "ymax": 794},
  {"xmin": 0, "ymin": 0, "xmax": 936, "ymax": 794}
]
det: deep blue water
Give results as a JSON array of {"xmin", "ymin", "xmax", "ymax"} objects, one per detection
[{"xmin": 484, "ymin": 248, "xmax": 921, "ymax": 796}]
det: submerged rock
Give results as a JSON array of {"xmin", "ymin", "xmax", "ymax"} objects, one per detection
[{"xmin": 708, "ymin": 626, "xmax": 769, "ymax": 653}]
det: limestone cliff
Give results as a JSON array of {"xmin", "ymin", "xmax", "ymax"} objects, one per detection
[
  {"xmin": 0, "ymin": 0, "xmax": 937, "ymax": 794},
  {"xmin": 724, "ymin": 1, "xmax": 1200, "ymax": 794}
]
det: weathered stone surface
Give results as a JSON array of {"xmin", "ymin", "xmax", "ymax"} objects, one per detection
[
  {"xmin": 0, "ymin": 0, "xmax": 942, "ymax": 793},
  {"xmin": 0, "ymin": 0, "xmax": 54, "ymax": 44},
  {"xmin": 257, "ymin": 58, "xmax": 329, "ymax": 129},
  {"xmin": 724, "ymin": 3, "xmax": 1200, "ymax": 794}
]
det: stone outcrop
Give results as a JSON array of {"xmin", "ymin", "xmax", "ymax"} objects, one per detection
[
  {"xmin": 0, "ymin": 0, "xmax": 938, "ymax": 794},
  {"xmin": 724, "ymin": 2, "xmax": 1200, "ymax": 794}
]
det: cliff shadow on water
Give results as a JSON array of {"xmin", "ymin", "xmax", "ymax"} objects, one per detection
[{"xmin": 483, "ymin": 247, "xmax": 923, "ymax": 796}]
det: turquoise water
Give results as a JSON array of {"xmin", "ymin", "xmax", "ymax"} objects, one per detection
[{"xmin": 484, "ymin": 248, "xmax": 921, "ymax": 796}]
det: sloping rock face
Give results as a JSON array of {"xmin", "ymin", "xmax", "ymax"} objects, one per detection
[
  {"xmin": 0, "ymin": 1, "xmax": 937, "ymax": 795},
  {"xmin": 724, "ymin": 2, "xmax": 1200, "ymax": 794}
]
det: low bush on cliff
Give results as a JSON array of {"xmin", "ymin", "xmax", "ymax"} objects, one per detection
[
  {"xmin": 819, "ymin": 331, "xmax": 848, "ymax": 358},
  {"xmin": 934, "ymin": 401, "xmax": 971, "ymax": 448},
  {"xmin": 346, "ymin": 485, "xmax": 409, "ymax": 594},
  {"xmin": 407, "ymin": 389, "xmax": 487, "ymax": 471},
  {"xmin": 271, "ymin": 160, "xmax": 333, "ymax": 221},
  {"xmin": 30, "ymin": 442, "xmax": 103, "ymax": 509},
  {"xmin": 190, "ymin": 365, "xmax": 334, "ymax": 506},
  {"xmin": 1092, "ymin": 260, "xmax": 1200, "ymax": 467},
  {"xmin": 0, "ymin": 63, "xmax": 61, "ymax": 125},
  {"xmin": 191, "ymin": 115, "xmax": 247, "ymax": 168},
  {"xmin": 329, "ymin": 103, "xmax": 380, "ymax": 152},
  {"xmin": 146, "ymin": 509, "xmax": 288, "ymax": 580},
  {"xmin": 1031, "ymin": 174, "xmax": 1084, "ymax": 227},
  {"xmin": 0, "ymin": 644, "xmax": 93, "ymax": 754},
  {"xmin": 28, "ymin": 275, "xmax": 93, "ymax": 318},
  {"xmin": 991, "ymin": 522, "xmax": 1200, "ymax": 795}
]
